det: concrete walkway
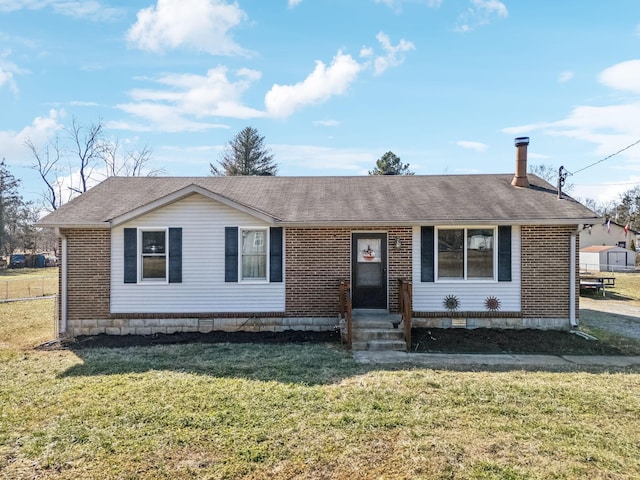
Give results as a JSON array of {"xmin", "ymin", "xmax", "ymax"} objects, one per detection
[{"xmin": 353, "ymin": 351, "xmax": 640, "ymax": 368}]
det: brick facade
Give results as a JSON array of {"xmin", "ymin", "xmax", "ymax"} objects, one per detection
[
  {"xmin": 520, "ymin": 224, "xmax": 579, "ymax": 321},
  {"xmin": 58, "ymin": 224, "xmax": 577, "ymax": 336},
  {"xmin": 61, "ymin": 228, "xmax": 111, "ymax": 335},
  {"xmin": 284, "ymin": 227, "xmax": 413, "ymax": 316}
]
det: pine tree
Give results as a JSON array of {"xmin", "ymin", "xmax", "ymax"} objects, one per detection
[
  {"xmin": 368, "ymin": 151, "xmax": 414, "ymax": 176},
  {"xmin": 210, "ymin": 127, "xmax": 278, "ymax": 176},
  {"xmin": 0, "ymin": 160, "xmax": 26, "ymax": 256}
]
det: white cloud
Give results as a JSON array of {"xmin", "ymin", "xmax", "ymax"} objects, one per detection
[
  {"xmin": 360, "ymin": 46, "xmax": 374, "ymax": 58},
  {"xmin": 372, "ymin": 32, "xmax": 415, "ymax": 76},
  {"xmin": 456, "ymin": 140, "xmax": 488, "ymax": 152},
  {"xmin": 455, "ymin": 0, "xmax": 508, "ymax": 32},
  {"xmin": 313, "ymin": 119, "xmax": 341, "ymax": 127},
  {"xmin": 0, "ymin": 50, "xmax": 27, "ymax": 94},
  {"xmin": 114, "ymin": 67, "xmax": 264, "ymax": 132},
  {"xmin": 558, "ymin": 71, "xmax": 574, "ymax": 83},
  {"xmin": 598, "ymin": 59, "xmax": 640, "ymax": 94},
  {"xmin": 272, "ymin": 144, "xmax": 375, "ymax": 174},
  {"xmin": 373, "ymin": 0, "xmax": 442, "ymax": 13},
  {"xmin": 572, "ymin": 176, "xmax": 640, "ymax": 206},
  {"xmin": 127, "ymin": 0, "xmax": 250, "ymax": 56},
  {"xmin": 0, "ymin": 109, "xmax": 64, "ymax": 166},
  {"xmin": 0, "ymin": 0, "xmax": 123, "ymax": 20},
  {"xmin": 0, "ymin": 67, "xmax": 17, "ymax": 94},
  {"xmin": 51, "ymin": 1, "xmax": 122, "ymax": 20},
  {"xmin": 503, "ymin": 60, "xmax": 640, "ymax": 199},
  {"xmin": 265, "ymin": 51, "xmax": 362, "ymax": 118},
  {"xmin": 288, "ymin": 0, "xmax": 302, "ymax": 7}
]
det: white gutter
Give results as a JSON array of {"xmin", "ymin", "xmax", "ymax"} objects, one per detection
[
  {"xmin": 56, "ymin": 228, "xmax": 68, "ymax": 336},
  {"xmin": 570, "ymin": 224, "xmax": 584, "ymax": 328}
]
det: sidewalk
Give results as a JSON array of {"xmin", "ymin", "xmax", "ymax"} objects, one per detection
[{"xmin": 353, "ymin": 351, "xmax": 640, "ymax": 368}]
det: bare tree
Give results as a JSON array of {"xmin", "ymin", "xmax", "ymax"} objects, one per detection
[
  {"xmin": 66, "ymin": 117, "xmax": 107, "ymax": 194},
  {"xmin": 102, "ymin": 141, "xmax": 163, "ymax": 177},
  {"xmin": 24, "ymin": 137, "xmax": 63, "ymax": 211},
  {"xmin": 26, "ymin": 116, "xmax": 162, "ymax": 210}
]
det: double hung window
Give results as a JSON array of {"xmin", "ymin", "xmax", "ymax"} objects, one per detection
[
  {"xmin": 241, "ymin": 228, "xmax": 267, "ymax": 281},
  {"xmin": 141, "ymin": 229, "xmax": 167, "ymax": 281},
  {"xmin": 437, "ymin": 227, "xmax": 495, "ymax": 280}
]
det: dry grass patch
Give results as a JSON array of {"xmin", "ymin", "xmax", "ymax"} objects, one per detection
[
  {"xmin": 0, "ymin": 268, "xmax": 58, "ymax": 300},
  {"xmin": 583, "ymin": 272, "xmax": 640, "ymax": 306},
  {"xmin": 0, "ymin": 298, "xmax": 55, "ymax": 349}
]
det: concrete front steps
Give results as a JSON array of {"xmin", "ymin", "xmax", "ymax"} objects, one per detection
[{"xmin": 350, "ymin": 310, "xmax": 407, "ymax": 351}]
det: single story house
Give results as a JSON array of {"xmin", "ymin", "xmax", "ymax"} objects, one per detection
[
  {"xmin": 37, "ymin": 138, "xmax": 599, "ymax": 338},
  {"xmin": 579, "ymin": 245, "xmax": 637, "ymax": 272},
  {"xmin": 580, "ymin": 220, "xmax": 639, "ymax": 251}
]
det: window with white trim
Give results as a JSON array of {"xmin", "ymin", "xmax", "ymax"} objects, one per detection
[
  {"xmin": 140, "ymin": 229, "xmax": 167, "ymax": 281},
  {"xmin": 437, "ymin": 227, "xmax": 495, "ymax": 280},
  {"xmin": 240, "ymin": 228, "xmax": 268, "ymax": 281}
]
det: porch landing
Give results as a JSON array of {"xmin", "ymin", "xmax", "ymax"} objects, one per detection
[{"xmin": 350, "ymin": 310, "xmax": 406, "ymax": 352}]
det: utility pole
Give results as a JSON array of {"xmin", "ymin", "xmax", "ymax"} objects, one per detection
[{"xmin": 557, "ymin": 165, "xmax": 568, "ymax": 200}]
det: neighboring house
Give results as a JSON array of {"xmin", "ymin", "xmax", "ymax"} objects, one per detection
[
  {"xmin": 580, "ymin": 221, "xmax": 639, "ymax": 251},
  {"xmin": 579, "ymin": 245, "xmax": 637, "ymax": 272},
  {"xmin": 37, "ymin": 138, "xmax": 599, "ymax": 337}
]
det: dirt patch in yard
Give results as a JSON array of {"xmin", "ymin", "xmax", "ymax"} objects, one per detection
[{"xmin": 49, "ymin": 327, "xmax": 638, "ymax": 355}]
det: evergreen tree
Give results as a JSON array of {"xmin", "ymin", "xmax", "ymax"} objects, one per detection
[
  {"xmin": 0, "ymin": 160, "xmax": 27, "ymax": 256},
  {"xmin": 368, "ymin": 151, "xmax": 414, "ymax": 175},
  {"xmin": 210, "ymin": 127, "xmax": 277, "ymax": 176}
]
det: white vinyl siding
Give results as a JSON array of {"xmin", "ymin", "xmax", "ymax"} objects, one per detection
[
  {"xmin": 111, "ymin": 193, "xmax": 285, "ymax": 313},
  {"xmin": 412, "ymin": 225, "xmax": 521, "ymax": 312}
]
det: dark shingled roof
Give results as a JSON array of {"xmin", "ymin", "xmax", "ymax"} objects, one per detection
[{"xmin": 37, "ymin": 174, "xmax": 600, "ymax": 227}]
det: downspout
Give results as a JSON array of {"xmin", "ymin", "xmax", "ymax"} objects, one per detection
[
  {"xmin": 569, "ymin": 225, "xmax": 583, "ymax": 328},
  {"xmin": 56, "ymin": 228, "xmax": 68, "ymax": 336}
]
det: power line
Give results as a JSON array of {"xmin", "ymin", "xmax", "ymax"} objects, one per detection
[
  {"xmin": 568, "ymin": 138, "xmax": 640, "ymax": 176},
  {"xmin": 575, "ymin": 181, "xmax": 640, "ymax": 187}
]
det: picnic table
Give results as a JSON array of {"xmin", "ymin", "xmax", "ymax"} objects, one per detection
[{"xmin": 579, "ymin": 274, "xmax": 615, "ymax": 296}]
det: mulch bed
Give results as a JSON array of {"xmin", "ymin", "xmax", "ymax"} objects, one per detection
[
  {"xmin": 50, "ymin": 327, "xmax": 628, "ymax": 355},
  {"xmin": 412, "ymin": 328, "xmax": 627, "ymax": 355},
  {"xmin": 60, "ymin": 330, "xmax": 341, "ymax": 350}
]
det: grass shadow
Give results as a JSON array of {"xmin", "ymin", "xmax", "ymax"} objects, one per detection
[
  {"xmin": 56, "ymin": 338, "xmax": 640, "ymax": 384},
  {"xmin": 58, "ymin": 340, "xmax": 373, "ymax": 385},
  {"xmin": 580, "ymin": 291, "xmax": 636, "ymax": 302}
]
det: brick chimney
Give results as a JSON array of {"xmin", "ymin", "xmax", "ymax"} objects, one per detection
[{"xmin": 511, "ymin": 137, "xmax": 530, "ymax": 188}]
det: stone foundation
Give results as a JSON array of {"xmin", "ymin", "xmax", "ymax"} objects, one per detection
[
  {"xmin": 65, "ymin": 316, "xmax": 339, "ymax": 336},
  {"xmin": 411, "ymin": 316, "xmax": 571, "ymax": 330}
]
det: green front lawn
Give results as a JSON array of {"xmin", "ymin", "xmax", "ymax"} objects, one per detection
[
  {"xmin": 1, "ymin": 275, "xmax": 639, "ymax": 479},
  {"xmin": 1, "ymin": 299, "xmax": 639, "ymax": 480}
]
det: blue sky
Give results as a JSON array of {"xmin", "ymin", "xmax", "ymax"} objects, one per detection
[{"xmin": 1, "ymin": 0, "xmax": 640, "ymax": 209}]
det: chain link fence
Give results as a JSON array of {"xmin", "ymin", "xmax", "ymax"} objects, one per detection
[{"xmin": 0, "ymin": 276, "xmax": 58, "ymax": 302}]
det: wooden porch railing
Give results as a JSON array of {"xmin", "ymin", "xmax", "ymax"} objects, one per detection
[
  {"xmin": 398, "ymin": 278, "xmax": 412, "ymax": 351},
  {"xmin": 339, "ymin": 279, "xmax": 353, "ymax": 349}
]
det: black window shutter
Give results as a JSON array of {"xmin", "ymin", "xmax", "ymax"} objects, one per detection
[
  {"xmin": 124, "ymin": 228, "xmax": 137, "ymax": 283},
  {"xmin": 498, "ymin": 226, "xmax": 512, "ymax": 282},
  {"xmin": 269, "ymin": 227, "xmax": 283, "ymax": 283},
  {"xmin": 421, "ymin": 226, "xmax": 434, "ymax": 282},
  {"xmin": 168, "ymin": 228, "xmax": 182, "ymax": 283},
  {"xmin": 225, "ymin": 227, "xmax": 239, "ymax": 282}
]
